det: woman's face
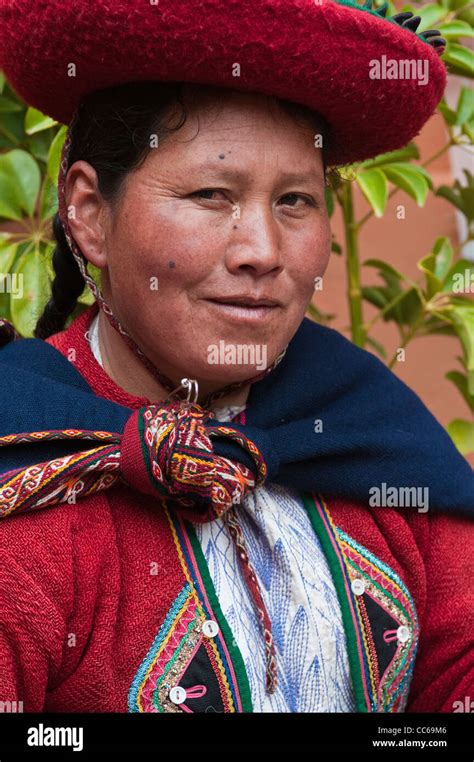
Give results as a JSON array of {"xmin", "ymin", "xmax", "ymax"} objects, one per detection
[{"xmin": 68, "ymin": 90, "xmax": 331, "ymax": 388}]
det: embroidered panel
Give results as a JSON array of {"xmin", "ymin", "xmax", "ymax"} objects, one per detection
[
  {"xmin": 308, "ymin": 494, "xmax": 419, "ymax": 713},
  {"xmin": 128, "ymin": 581, "xmax": 236, "ymax": 713},
  {"xmin": 128, "ymin": 503, "xmax": 251, "ymax": 713},
  {"xmin": 339, "ymin": 530, "xmax": 419, "ymax": 712}
]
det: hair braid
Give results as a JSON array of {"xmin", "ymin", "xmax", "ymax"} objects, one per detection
[{"xmin": 34, "ymin": 213, "xmax": 86, "ymax": 339}]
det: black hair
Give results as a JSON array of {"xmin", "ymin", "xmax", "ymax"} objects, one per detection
[{"xmin": 34, "ymin": 81, "xmax": 331, "ymax": 339}]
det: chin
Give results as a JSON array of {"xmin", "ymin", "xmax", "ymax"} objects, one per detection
[{"xmin": 192, "ymin": 362, "xmax": 268, "ymax": 385}]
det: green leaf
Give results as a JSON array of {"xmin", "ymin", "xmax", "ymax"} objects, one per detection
[
  {"xmin": 363, "ymin": 258, "xmax": 406, "ymax": 282},
  {"xmin": 446, "ymin": 419, "xmax": 474, "ymax": 455},
  {"xmin": 324, "ymin": 185, "xmax": 334, "ymax": 217},
  {"xmin": 445, "ymin": 0, "xmax": 470, "ymax": 10},
  {"xmin": 0, "ymin": 242, "xmax": 19, "ymax": 280},
  {"xmin": 0, "ymin": 243, "xmax": 26, "ymax": 320},
  {"xmin": 447, "ymin": 302, "xmax": 474, "ymax": 394},
  {"xmin": 0, "ymin": 149, "xmax": 41, "ymax": 218},
  {"xmin": 432, "ymin": 236, "xmax": 454, "ymax": 280},
  {"xmin": 362, "ymin": 286, "xmax": 390, "ymax": 310},
  {"xmin": 462, "ymin": 118, "xmax": 474, "ymax": 142},
  {"xmin": 418, "ymin": 254, "xmax": 444, "ymax": 297},
  {"xmin": 382, "ymin": 163, "xmax": 431, "ymax": 206},
  {"xmin": 24, "ymin": 107, "xmax": 57, "ymax": 135},
  {"xmin": 438, "ymin": 100, "xmax": 457, "ymax": 126},
  {"xmin": 436, "ymin": 185, "xmax": 465, "ymax": 213},
  {"xmin": 457, "ymin": 6, "xmax": 474, "ymax": 26},
  {"xmin": 365, "ymin": 335, "xmax": 387, "ymax": 359},
  {"xmin": 446, "ymin": 369, "xmax": 474, "ymax": 412},
  {"xmin": 438, "ymin": 20, "xmax": 474, "ymax": 39},
  {"xmin": 443, "ymin": 259, "xmax": 473, "ymax": 294},
  {"xmin": 9, "ymin": 246, "xmax": 51, "ymax": 337},
  {"xmin": 436, "ymin": 170, "xmax": 474, "ymax": 220},
  {"xmin": 443, "ymin": 43, "xmax": 474, "ymax": 78},
  {"xmin": 417, "ymin": 316, "xmax": 456, "ymax": 338},
  {"xmin": 0, "ymin": 94, "xmax": 23, "ymax": 113},
  {"xmin": 0, "ymin": 70, "xmax": 5, "ymax": 94},
  {"xmin": 362, "ymin": 260, "xmax": 423, "ymax": 326},
  {"xmin": 393, "ymin": 287, "xmax": 424, "ymax": 326},
  {"xmin": 356, "ymin": 168, "xmax": 388, "ymax": 217},
  {"xmin": 0, "ymin": 172, "xmax": 23, "ymax": 220},
  {"xmin": 418, "ymin": 238, "xmax": 454, "ymax": 296},
  {"xmin": 47, "ymin": 126, "xmax": 67, "ymax": 184},
  {"xmin": 39, "ymin": 173, "xmax": 58, "ymax": 221},
  {"xmin": 455, "ymin": 86, "xmax": 474, "ymax": 125},
  {"xmin": 414, "ymin": 4, "xmax": 447, "ymax": 31},
  {"xmin": 357, "ymin": 144, "xmax": 419, "ymax": 170}
]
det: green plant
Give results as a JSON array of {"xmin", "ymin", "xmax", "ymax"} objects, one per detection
[
  {"xmin": 0, "ymin": 0, "xmax": 473, "ymax": 454},
  {"xmin": 318, "ymin": 0, "xmax": 474, "ymax": 456}
]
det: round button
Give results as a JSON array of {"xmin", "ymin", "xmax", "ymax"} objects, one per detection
[
  {"xmin": 169, "ymin": 686, "xmax": 186, "ymax": 705},
  {"xmin": 202, "ymin": 619, "xmax": 220, "ymax": 638},
  {"xmin": 397, "ymin": 625, "xmax": 410, "ymax": 644},
  {"xmin": 351, "ymin": 578, "xmax": 366, "ymax": 596}
]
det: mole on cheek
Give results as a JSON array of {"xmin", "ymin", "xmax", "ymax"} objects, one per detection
[
  {"xmin": 168, "ymin": 261, "xmax": 176, "ymax": 269},
  {"xmin": 218, "ymin": 153, "xmax": 226, "ymax": 160}
]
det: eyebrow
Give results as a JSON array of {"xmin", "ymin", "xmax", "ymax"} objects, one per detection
[{"xmin": 188, "ymin": 163, "xmax": 324, "ymax": 184}]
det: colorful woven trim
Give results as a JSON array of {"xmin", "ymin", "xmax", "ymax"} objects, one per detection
[
  {"xmin": 128, "ymin": 501, "xmax": 251, "ymax": 713},
  {"xmin": 128, "ymin": 581, "xmax": 235, "ymax": 713},
  {"xmin": 304, "ymin": 493, "xmax": 419, "ymax": 713},
  {"xmin": 0, "ymin": 428, "xmax": 122, "ymax": 518},
  {"xmin": 133, "ymin": 403, "xmax": 267, "ymax": 519},
  {"xmin": 339, "ymin": 529, "xmax": 419, "ymax": 712},
  {"xmin": 0, "ymin": 402, "xmax": 266, "ymax": 522}
]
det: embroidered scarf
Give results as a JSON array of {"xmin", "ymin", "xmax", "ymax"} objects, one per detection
[{"xmin": 1, "ymin": 315, "xmax": 473, "ymax": 516}]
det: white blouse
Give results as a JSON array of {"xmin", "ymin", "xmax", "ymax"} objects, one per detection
[{"xmin": 88, "ymin": 313, "xmax": 355, "ymax": 712}]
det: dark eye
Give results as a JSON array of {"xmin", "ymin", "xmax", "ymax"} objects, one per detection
[
  {"xmin": 190, "ymin": 188, "xmax": 226, "ymax": 201},
  {"xmin": 279, "ymin": 193, "xmax": 315, "ymax": 207}
]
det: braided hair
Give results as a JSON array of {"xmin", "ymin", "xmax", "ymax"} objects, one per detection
[{"xmin": 34, "ymin": 82, "xmax": 330, "ymax": 339}]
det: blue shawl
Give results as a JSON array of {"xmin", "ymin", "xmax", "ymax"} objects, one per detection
[{"xmin": 0, "ymin": 317, "xmax": 473, "ymax": 514}]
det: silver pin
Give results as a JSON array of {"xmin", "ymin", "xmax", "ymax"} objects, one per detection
[{"xmin": 167, "ymin": 377, "xmax": 199, "ymax": 404}]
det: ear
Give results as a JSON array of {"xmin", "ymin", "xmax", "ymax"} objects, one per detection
[{"xmin": 65, "ymin": 160, "xmax": 110, "ymax": 268}]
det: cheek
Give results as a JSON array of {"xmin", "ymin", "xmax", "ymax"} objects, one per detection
[
  {"xmin": 288, "ymin": 220, "xmax": 331, "ymax": 294},
  {"xmin": 107, "ymin": 205, "xmax": 210, "ymax": 303}
]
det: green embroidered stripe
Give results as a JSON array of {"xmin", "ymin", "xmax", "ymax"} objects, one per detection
[
  {"xmin": 185, "ymin": 520, "xmax": 253, "ymax": 713},
  {"xmin": 155, "ymin": 616, "xmax": 197, "ymax": 713},
  {"xmin": 345, "ymin": 556, "xmax": 411, "ymax": 619},
  {"xmin": 302, "ymin": 492, "xmax": 369, "ymax": 713}
]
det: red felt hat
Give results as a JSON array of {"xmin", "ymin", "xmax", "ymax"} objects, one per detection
[{"xmin": 0, "ymin": 0, "xmax": 447, "ymax": 166}]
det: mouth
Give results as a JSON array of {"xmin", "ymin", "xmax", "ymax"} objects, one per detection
[{"xmin": 203, "ymin": 296, "xmax": 281, "ymax": 322}]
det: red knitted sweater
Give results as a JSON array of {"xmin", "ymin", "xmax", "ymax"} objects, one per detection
[{"xmin": 0, "ymin": 304, "xmax": 472, "ymax": 713}]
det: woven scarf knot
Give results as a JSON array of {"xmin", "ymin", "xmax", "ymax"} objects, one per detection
[{"xmin": 120, "ymin": 401, "xmax": 267, "ymax": 521}]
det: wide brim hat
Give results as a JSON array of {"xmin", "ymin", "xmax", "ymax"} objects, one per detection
[{"xmin": 0, "ymin": 0, "xmax": 447, "ymax": 167}]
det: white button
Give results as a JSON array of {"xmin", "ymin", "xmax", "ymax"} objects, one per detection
[
  {"xmin": 169, "ymin": 686, "xmax": 186, "ymax": 705},
  {"xmin": 202, "ymin": 619, "xmax": 220, "ymax": 638},
  {"xmin": 351, "ymin": 578, "xmax": 366, "ymax": 596},
  {"xmin": 397, "ymin": 625, "xmax": 410, "ymax": 644}
]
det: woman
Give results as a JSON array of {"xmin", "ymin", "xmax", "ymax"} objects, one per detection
[{"xmin": 0, "ymin": 0, "xmax": 472, "ymax": 713}]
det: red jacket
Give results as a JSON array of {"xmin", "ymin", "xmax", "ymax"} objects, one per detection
[{"xmin": 0, "ymin": 305, "xmax": 472, "ymax": 713}]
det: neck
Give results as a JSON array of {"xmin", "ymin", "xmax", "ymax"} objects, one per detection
[{"xmin": 96, "ymin": 308, "xmax": 251, "ymax": 410}]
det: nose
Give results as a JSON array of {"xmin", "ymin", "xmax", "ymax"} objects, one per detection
[{"xmin": 224, "ymin": 203, "xmax": 283, "ymax": 276}]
